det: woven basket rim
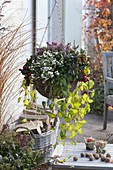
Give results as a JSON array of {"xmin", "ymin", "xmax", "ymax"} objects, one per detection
[
  {"xmin": 34, "ymin": 79, "xmax": 77, "ymax": 98},
  {"xmin": 31, "ymin": 117, "xmax": 60, "ymax": 138}
]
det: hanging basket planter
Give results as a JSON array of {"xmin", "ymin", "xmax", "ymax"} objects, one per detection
[
  {"xmin": 19, "ymin": 42, "xmax": 90, "ymax": 100},
  {"xmin": 33, "ymin": 79, "xmax": 77, "ymax": 99},
  {"xmin": 33, "ymin": 79, "xmax": 50, "ymax": 98}
]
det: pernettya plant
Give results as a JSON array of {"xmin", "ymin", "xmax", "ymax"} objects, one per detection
[{"xmin": 19, "ymin": 42, "xmax": 90, "ymax": 100}]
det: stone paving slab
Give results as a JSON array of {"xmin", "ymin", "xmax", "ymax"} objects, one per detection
[{"xmin": 66, "ymin": 113, "xmax": 113, "ymax": 143}]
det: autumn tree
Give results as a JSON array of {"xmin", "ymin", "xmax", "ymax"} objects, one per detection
[{"xmin": 83, "ymin": 0, "xmax": 113, "ymax": 85}]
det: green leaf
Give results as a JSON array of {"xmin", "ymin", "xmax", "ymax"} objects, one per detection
[
  {"xmin": 42, "ymin": 101, "xmax": 46, "ymax": 108},
  {"xmin": 41, "ymin": 111, "xmax": 45, "ymax": 115},
  {"xmin": 71, "ymin": 141, "xmax": 77, "ymax": 145},
  {"xmin": 70, "ymin": 131, "xmax": 76, "ymax": 138},
  {"xmin": 60, "ymin": 124, "xmax": 66, "ymax": 130},
  {"xmin": 18, "ymin": 97, "xmax": 21, "ymax": 103},
  {"xmin": 85, "ymin": 104, "xmax": 90, "ymax": 112},
  {"xmin": 58, "ymin": 111, "xmax": 63, "ymax": 118},
  {"xmin": 82, "ymin": 94, "xmax": 89, "ymax": 101},
  {"xmin": 58, "ymin": 136, "xmax": 62, "ymax": 141},
  {"xmin": 80, "ymin": 108, "xmax": 86, "ymax": 115},
  {"xmin": 64, "ymin": 117, "xmax": 71, "ymax": 122},
  {"xmin": 23, "ymin": 99, "xmax": 29, "ymax": 106},
  {"xmin": 62, "ymin": 141, "xmax": 65, "ymax": 146},
  {"xmin": 61, "ymin": 103, "xmax": 67, "ymax": 111},
  {"xmin": 58, "ymin": 158, "xmax": 66, "ymax": 163},
  {"xmin": 68, "ymin": 156, "xmax": 72, "ymax": 159},
  {"xmin": 90, "ymin": 90, "xmax": 95, "ymax": 97},
  {"xmin": 88, "ymin": 80, "xmax": 94, "ymax": 89},
  {"xmin": 60, "ymin": 129, "xmax": 66, "ymax": 139},
  {"xmin": 21, "ymin": 118, "xmax": 27, "ymax": 123},
  {"xmin": 49, "ymin": 103, "xmax": 54, "ymax": 110},
  {"xmin": 30, "ymin": 90, "xmax": 35, "ymax": 99},
  {"xmin": 37, "ymin": 109, "xmax": 40, "ymax": 112},
  {"xmin": 48, "ymin": 113, "xmax": 56, "ymax": 118},
  {"xmin": 78, "ymin": 128, "xmax": 83, "ymax": 134},
  {"xmin": 73, "ymin": 102, "xmax": 81, "ymax": 108},
  {"xmin": 70, "ymin": 109, "xmax": 78, "ymax": 115},
  {"xmin": 68, "ymin": 124, "xmax": 74, "ymax": 131},
  {"xmin": 26, "ymin": 104, "xmax": 31, "ymax": 110},
  {"xmin": 88, "ymin": 99, "xmax": 93, "ymax": 103},
  {"xmin": 53, "ymin": 142, "xmax": 58, "ymax": 149},
  {"xmin": 79, "ymin": 111, "xmax": 86, "ymax": 119},
  {"xmin": 67, "ymin": 75, "xmax": 72, "ymax": 81},
  {"xmin": 75, "ymin": 120, "xmax": 86, "ymax": 131}
]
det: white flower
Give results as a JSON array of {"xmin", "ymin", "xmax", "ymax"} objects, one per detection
[
  {"xmin": 48, "ymin": 71, "xmax": 54, "ymax": 78},
  {"xmin": 41, "ymin": 73, "xmax": 44, "ymax": 78},
  {"xmin": 52, "ymin": 59, "xmax": 56, "ymax": 65},
  {"xmin": 43, "ymin": 67, "xmax": 49, "ymax": 72},
  {"xmin": 55, "ymin": 71, "xmax": 59, "ymax": 75},
  {"xmin": 54, "ymin": 52, "xmax": 59, "ymax": 55},
  {"xmin": 49, "ymin": 67, "xmax": 52, "ymax": 70}
]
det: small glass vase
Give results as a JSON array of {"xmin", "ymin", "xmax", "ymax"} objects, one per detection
[
  {"xmin": 95, "ymin": 140, "xmax": 107, "ymax": 154},
  {"xmin": 84, "ymin": 137, "xmax": 96, "ymax": 150}
]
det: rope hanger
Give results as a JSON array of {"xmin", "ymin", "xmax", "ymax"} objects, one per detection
[{"xmin": 39, "ymin": 0, "xmax": 65, "ymax": 47}]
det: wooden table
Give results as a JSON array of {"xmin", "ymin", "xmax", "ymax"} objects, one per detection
[{"xmin": 51, "ymin": 142, "xmax": 113, "ymax": 170}]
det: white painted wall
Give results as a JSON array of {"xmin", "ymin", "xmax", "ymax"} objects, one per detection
[
  {"xmin": 48, "ymin": 0, "xmax": 64, "ymax": 43},
  {"xmin": 64, "ymin": 0, "xmax": 82, "ymax": 47},
  {"xmin": 35, "ymin": 0, "xmax": 48, "ymax": 104},
  {"xmin": 1, "ymin": 0, "xmax": 83, "ymax": 125},
  {"xmin": 1, "ymin": 0, "xmax": 32, "ymax": 125},
  {"xmin": 36, "ymin": 0, "xmax": 48, "ymax": 46}
]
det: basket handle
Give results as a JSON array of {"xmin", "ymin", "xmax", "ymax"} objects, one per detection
[{"xmin": 14, "ymin": 126, "xmax": 34, "ymax": 136}]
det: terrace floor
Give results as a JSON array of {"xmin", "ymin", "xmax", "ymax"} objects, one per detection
[{"xmin": 66, "ymin": 113, "xmax": 113, "ymax": 143}]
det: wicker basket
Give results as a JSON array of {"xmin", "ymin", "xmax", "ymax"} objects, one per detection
[
  {"xmin": 34, "ymin": 79, "xmax": 77, "ymax": 98},
  {"xmin": 34, "ymin": 79, "xmax": 50, "ymax": 98},
  {"xmin": 32, "ymin": 117, "xmax": 60, "ymax": 150}
]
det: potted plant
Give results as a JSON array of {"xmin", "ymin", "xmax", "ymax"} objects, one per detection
[
  {"xmin": 18, "ymin": 42, "xmax": 94, "ymax": 151},
  {"xmin": 19, "ymin": 42, "xmax": 90, "ymax": 100},
  {"xmin": 0, "ymin": 125, "xmax": 50, "ymax": 170}
]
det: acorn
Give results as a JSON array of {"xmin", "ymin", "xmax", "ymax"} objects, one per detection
[
  {"xmin": 95, "ymin": 154, "xmax": 100, "ymax": 159},
  {"xmin": 85, "ymin": 152, "xmax": 90, "ymax": 158},
  {"xmin": 106, "ymin": 153, "xmax": 111, "ymax": 158},
  {"xmin": 80, "ymin": 153, "xmax": 85, "ymax": 157},
  {"xmin": 89, "ymin": 153, "xmax": 93, "ymax": 157},
  {"xmin": 101, "ymin": 155, "xmax": 106, "ymax": 161},
  {"xmin": 73, "ymin": 156, "xmax": 78, "ymax": 161},
  {"xmin": 89, "ymin": 155, "xmax": 94, "ymax": 161},
  {"xmin": 105, "ymin": 157, "xmax": 110, "ymax": 162},
  {"xmin": 99, "ymin": 153, "xmax": 102, "ymax": 158},
  {"xmin": 93, "ymin": 153, "xmax": 96, "ymax": 158}
]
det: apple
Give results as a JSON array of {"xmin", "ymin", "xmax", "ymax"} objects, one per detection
[
  {"xmin": 98, "ymin": 140, "xmax": 106, "ymax": 146},
  {"xmin": 86, "ymin": 137, "xmax": 95, "ymax": 142}
]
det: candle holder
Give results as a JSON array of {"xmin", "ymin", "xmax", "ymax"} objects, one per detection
[
  {"xmin": 95, "ymin": 140, "xmax": 107, "ymax": 154},
  {"xmin": 84, "ymin": 137, "xmax": 96, "ymax": 150}
]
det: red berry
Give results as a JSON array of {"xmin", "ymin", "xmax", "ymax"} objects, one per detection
[
  {"xmin": 28, "ymin": 72, "xmax": 31, "ymax": 76},
  {"xmin": 23, "ymin": 66, "xmax": 28, "ymax": 70}
]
